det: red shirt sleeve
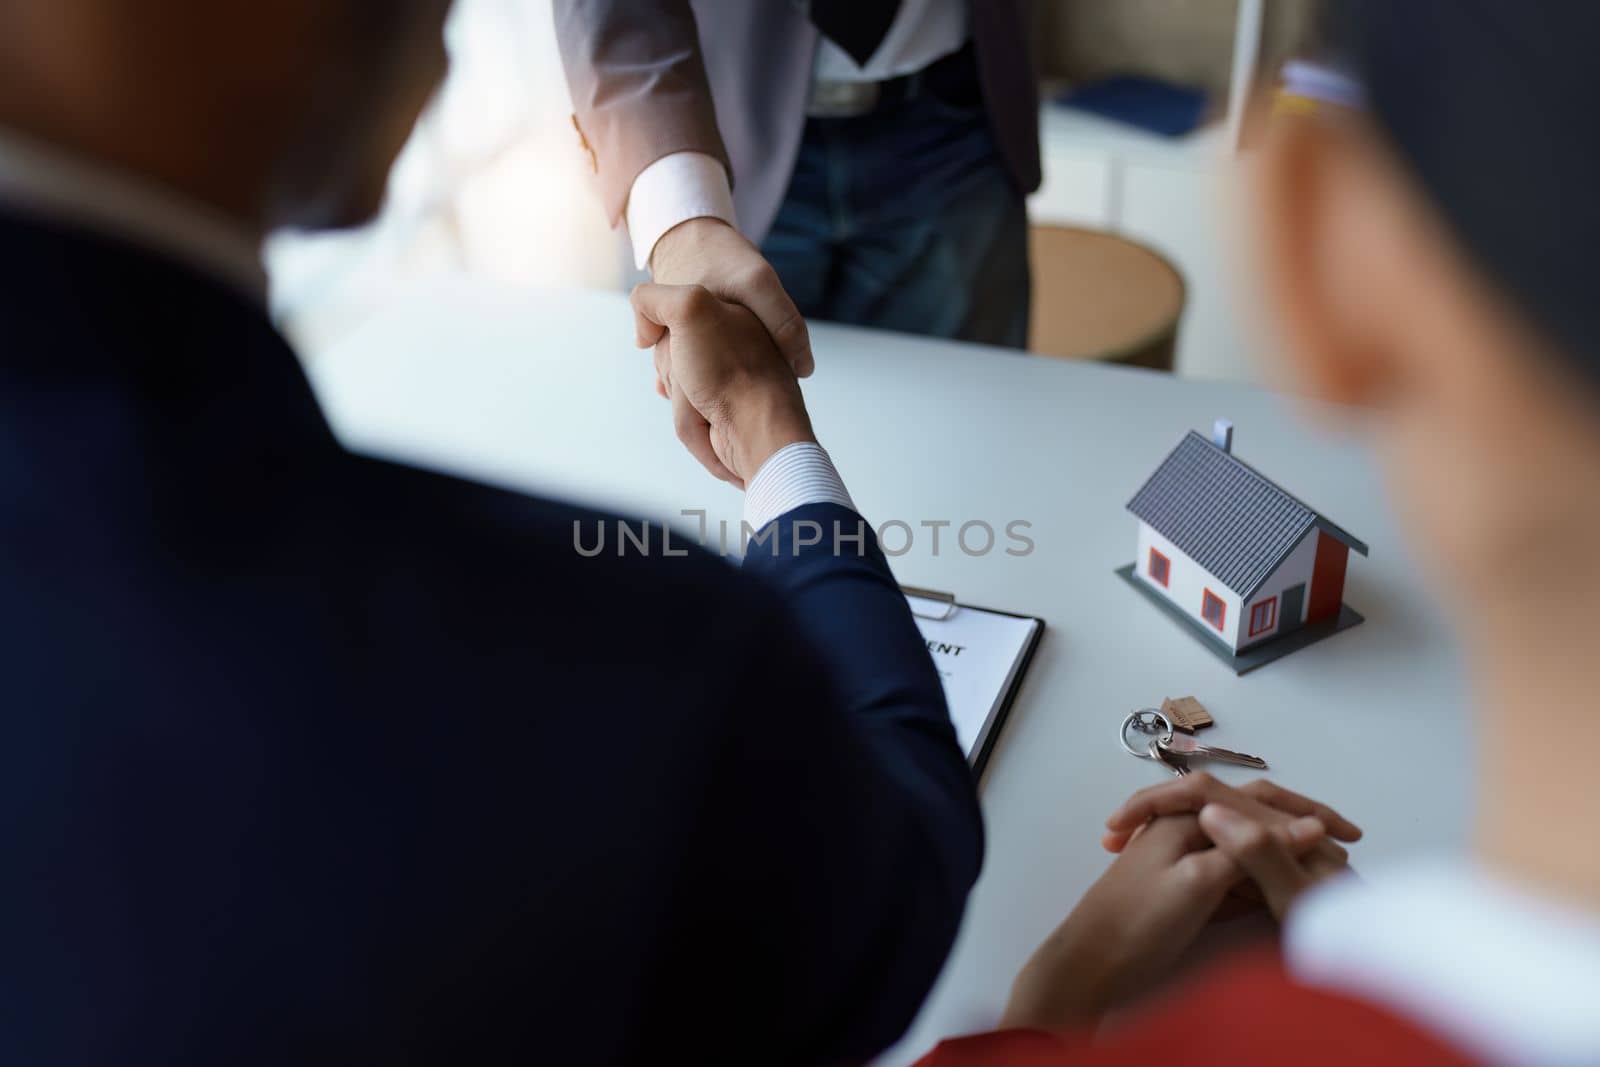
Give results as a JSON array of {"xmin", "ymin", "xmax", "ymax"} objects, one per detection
[{"xmin": 916, "ymin": 953, "xmax": 1482, "ymax": 1067}]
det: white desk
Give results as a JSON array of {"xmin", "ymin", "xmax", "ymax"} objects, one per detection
[{"xmin": 308, "ymin": 282, "xmax": 1471, "ymax": 1064}]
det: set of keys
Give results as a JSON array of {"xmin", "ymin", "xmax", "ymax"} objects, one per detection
[{"xmin": 1119, "ymin": 706, "xmax": 1269, "ymax": 778}]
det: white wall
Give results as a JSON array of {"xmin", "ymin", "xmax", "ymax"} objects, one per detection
[
  {"xmin": 1238, "ymin": 527, "xmax": 1317, "ymax": 651},
  {"xmin": 270, "ymin": 0, "xmax": 620, "ymax": 356},
  {"xmin": 1134, "ymin": 522, "xmax": 1244, "ymax": 651}
]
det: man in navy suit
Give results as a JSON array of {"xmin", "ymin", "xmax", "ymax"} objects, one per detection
[{"xmin": 0, "ymin": 2, "xmax": 980, "ymax": 1063}]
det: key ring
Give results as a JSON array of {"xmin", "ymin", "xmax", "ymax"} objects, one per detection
[{"xmin": 1119, "ymin": 708, "xmax": 1175, "ymax": 759}]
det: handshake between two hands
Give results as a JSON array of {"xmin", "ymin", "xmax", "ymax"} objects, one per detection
[
  {"xmin": 632, "ymin": 218, "xmax": 819, "ymax": 490},
  {"xmin": 1003, "ymin": 773, "xmax": 1363, "ymax": 1035}
]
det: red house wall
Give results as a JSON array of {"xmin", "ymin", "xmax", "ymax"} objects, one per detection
[{"xmin": 1307, "ymin": 533, "xmax": 1349, "ymax": 624}]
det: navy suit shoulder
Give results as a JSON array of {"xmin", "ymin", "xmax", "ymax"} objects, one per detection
[{"xmin": 0, "ymin": 212, "xmax": 979, "ymax": 1065}]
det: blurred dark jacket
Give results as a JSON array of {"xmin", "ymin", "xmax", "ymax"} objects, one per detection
[
  {"xmin": 553, "ymin": 0, "xmax": 1040, "ymax": 242},
  {"xmin": 0, "ymin": 208, "xmax": 982, "ymax": 1064}
]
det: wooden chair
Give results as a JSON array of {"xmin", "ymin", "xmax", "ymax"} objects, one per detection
[{"xmin": 1027, "ymin": 224, "xmax": 1187, "ymax": 371}]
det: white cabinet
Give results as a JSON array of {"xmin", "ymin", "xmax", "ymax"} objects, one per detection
[
  {"xmin": 1118, "ymin": 160, "xmax": 1255, "ymax": 382},
  {"xmin": 1026, "ymin": 112, "xmax": 1258, "ymax": 380},
  {"xmin": 1029, "ymin": 147, "xmax": 1115, "ymax": 229},
  {"xmin": 1026, "ymin": 0, "xmax": 1266, "ymax": 381}
]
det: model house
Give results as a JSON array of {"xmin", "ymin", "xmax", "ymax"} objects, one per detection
[{"xmin": 1122, "ymin": 421, "xmax": 1368, "ymax": 668}]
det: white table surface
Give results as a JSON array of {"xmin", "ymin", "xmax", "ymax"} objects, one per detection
[{"xmin": 307, "ymin": 281, "xmax": 1472, "ymax": 1064}]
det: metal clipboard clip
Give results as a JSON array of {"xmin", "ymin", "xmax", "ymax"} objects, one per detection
[{"xmin": 902, "ymin": 585, "xmax": 958, "ymax": 622}]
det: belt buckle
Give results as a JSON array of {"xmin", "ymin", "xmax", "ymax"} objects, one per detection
[{"xmin": 807, "ymin": 79, "xmax": 880, "ymax": 118}]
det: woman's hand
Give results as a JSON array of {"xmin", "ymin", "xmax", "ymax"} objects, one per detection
[
  {"xmin": 1000, "ymin": 811, "xmax": 1328, "ymax": 1033},
  {"xmin": 1001, "ymin": 778, "xmax": 1361, "ymax": 1035},
  {"xmin": 1103, "ymin": 774, "xmax": 1362, "ymax": 878},
  {"xmin": 1198, "ymin": 801, "xmax": 1345, "ymax": 921}
]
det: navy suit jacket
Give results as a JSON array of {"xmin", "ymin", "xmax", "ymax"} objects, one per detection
[{"xmin": 0, "ymin": 211, "xmax": 982, "ymax": 1065}]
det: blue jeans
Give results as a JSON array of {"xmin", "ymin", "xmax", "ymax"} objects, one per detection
[{"xmin": 761, "ymin": 92, "xmax": 1031, "ymax": 348}]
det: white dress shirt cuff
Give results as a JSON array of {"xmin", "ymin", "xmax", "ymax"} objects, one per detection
[
  {"xmin": 624, "ymin": 152, "xmax": 737, "ymax": 271},
  {"xmin": 743, "ymin": 442, "xmax": 856, "ymax": 532}
]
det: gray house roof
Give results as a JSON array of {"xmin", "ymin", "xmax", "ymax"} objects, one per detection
[{"xmin": 1127, "ymin": 431, "xmax": 1368, "ymax": 600}]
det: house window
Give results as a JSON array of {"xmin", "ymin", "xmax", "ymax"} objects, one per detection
[
  {"xmin": 1248, "ymin": 597, "xmax": 1279, "ymax": 637},
  {"xmin": 1201, "ymin": 590, "xmax": 1226, "ymax": 631},
  {"xmin": 1147, "ymin": 548, "xmax": 1171, "ymax": 588}
]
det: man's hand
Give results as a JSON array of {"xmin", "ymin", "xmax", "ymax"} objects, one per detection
[
  {"xmin": 631, "ymin": 282, "xmax": 815, "ymax": 487},
  {"xmin": 640, "ymin": 218, "xmax": 815, "ymax": 392},
  {"xmin": 1000, "ymin": 811, "xmax": 1331, "ymax": 1034}
]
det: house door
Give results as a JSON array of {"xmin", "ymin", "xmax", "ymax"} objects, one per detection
[{"xmin": 1281, "ymin": 583, "xmax": 1306, "ymax": 633}]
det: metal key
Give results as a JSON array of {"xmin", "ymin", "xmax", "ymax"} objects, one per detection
[
  {"xmin": 1157, "ymin": 733, "xmax": 1268, "ymax": 770},
  {"xmin": 1149, "ymin": 739, "xmax": 1190, "ymax": 777}
]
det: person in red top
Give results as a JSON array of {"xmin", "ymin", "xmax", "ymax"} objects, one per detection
[{"xmin": 920, "ymin": 2, "xmax": 1600, "ymax": 1064}]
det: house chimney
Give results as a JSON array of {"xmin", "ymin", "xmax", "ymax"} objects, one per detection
[{"xmin": 1212, "ymin": 418, "xmax": 1234, "ymax": 453}]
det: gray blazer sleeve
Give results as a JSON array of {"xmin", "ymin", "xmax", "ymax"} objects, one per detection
[{"xmin": 551, "ymin": 0, "xmax": 733, "ymax": 226}]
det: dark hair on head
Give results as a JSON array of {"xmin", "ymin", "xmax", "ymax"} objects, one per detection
[{"xmin": 1346, "ymin": 0, "xmax": 1600, "ymax": 369}]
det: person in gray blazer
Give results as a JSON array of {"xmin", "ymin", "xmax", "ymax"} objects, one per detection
[{"xmin": 554, "ymin": 0, "xmax": 1040, "ymax": 385}]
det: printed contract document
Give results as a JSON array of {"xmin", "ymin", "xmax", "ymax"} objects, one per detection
[{"xmin": 905, "ymin": 593, "xmax": 1043, "ymax": 771}]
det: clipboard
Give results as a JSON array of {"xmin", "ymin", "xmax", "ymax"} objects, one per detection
[{"xmin": 903, "ymin": 585, "xmax": 1045, "ymax": 776}]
